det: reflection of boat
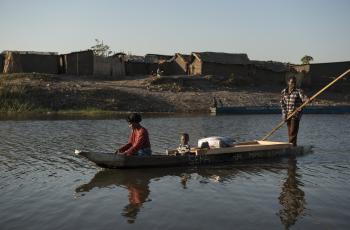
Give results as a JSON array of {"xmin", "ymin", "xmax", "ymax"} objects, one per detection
[
  {"xmin": 75, "ymin": 167, "xmax": 211, "ymax": 194},
  {"xmin": 210, "ymin": 105, "xmax": 350, "ymax": 115},
  {"xmin": 75, "ymin": 165, "xmax": 287, "ymax": 223},
  {"xmin": 75, "ymin": 141, "xmax": 312, "ymax": 169},
  {"xmin": 74, "ymin": 167, "xmax": 233, "ymax": 223}
]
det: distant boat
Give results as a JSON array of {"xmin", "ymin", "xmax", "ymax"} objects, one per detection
[
  {"xmin": 210, "ymin": 105, "xmax": 350, "ymax": 115},
  {"xmin": 75, "ymin": 140, "xmax": 312, "ymax": 169}
]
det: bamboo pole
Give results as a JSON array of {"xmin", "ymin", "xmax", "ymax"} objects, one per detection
[{"xmin": 261, "ymin": 69, "xmax": 350, "ymax": 141}]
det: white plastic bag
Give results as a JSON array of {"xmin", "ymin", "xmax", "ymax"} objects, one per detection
[{"xmin": 198, "ymin": 136, "xmax": 235, "ymax": 148}]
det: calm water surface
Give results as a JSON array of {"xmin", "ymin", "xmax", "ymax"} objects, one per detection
[{"xmin": 0, "ymin": 114, "xmax": 350, "ymax": 230}]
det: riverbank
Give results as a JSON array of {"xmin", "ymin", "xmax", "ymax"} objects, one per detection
[{"xmin": 0, "ymin": 73, "xmax": 349, "ymax": 114}]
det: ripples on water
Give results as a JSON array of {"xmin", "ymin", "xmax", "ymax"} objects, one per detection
[{"xmin": 0, "ymin": 114, "xmax": 350, "ymax": 230}]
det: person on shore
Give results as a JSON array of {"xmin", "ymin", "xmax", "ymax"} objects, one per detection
[
  {"xmin": 280, "ymin": 76, "xmax": 308, "ymax": 146},
  {"xmin": 218, "ymin": 98, "xmax": 223, "ymax": 107},
  {"xmin": 212, "ymin": 97, "xmax": 218, "ymax": 108},
  {"xmin": 116, "ymin": 113, "xmax": 152, "ymax": 156},
  {"xmin": 212, "ymin": 97, "xmax": 224, "ymax": 108},
  {"xmin": 177, "ymin": 133, "xmax": 190, "ymax": 155}
]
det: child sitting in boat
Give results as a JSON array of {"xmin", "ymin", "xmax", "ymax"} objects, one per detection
[{"xmin": 176, "ymin": 133, "xmax": 191, "ymax": 155}]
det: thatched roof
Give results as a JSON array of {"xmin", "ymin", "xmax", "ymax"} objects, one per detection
[{"xmin": 192, "ymin": 52, "xmax": 250, "ymax": 65}]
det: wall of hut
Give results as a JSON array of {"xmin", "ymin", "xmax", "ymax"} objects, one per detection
[
  {"xmin": 2, "ymin": 51, "xmax": 59, "ymax": 74},
  {"xmin": 252, "ymin": 68, "xmax": 288, "ymax": 86},
  {"xmin": 126, "ymin": 62, "xmax": 148, "ymax": 76},
  {"xmin": 20, "ymin": 54, "xmax": 58, "ymax": 74},
  {"xmin": 58, "ymin": 55, "xmax": 66, "ymax": 74},
  {"xmin": 148, "ymin": 63, "xmax": 158, "ymax": 75},
  {"xmin": 93, "ymin": 56, "xmax": 111, "ymax": 76},
  {"xmin": 201, "ymin": 62, "xmax": 249, "ymax": 77},
  {"xmin": 174, "ymin": 56, "xmax": 188, "ymax": 75},
  {"xmin": 2, "ymin": 52, "xmax": 21, "ymax": 73},
  {"xmin": 111, "ymin": 58, "xmax": 125, "ymax": 77},
  {"xmin": 189, "ymin": 58, "xmax": 202, "ymax": 75},
  {"xmin": 159, "ymin": 61, "xmax": 186, "ymax": 75},
  {"xmin": 292, "ymin": 62, "xmax": 350, "ymax": 91},
  {"xmin": 158, "ymin": 62, "xmax": 171, "ymax": 75},
  {"xmin": 0, "ymin": 54, "xmax": 3, "ymax": 73},
  {"xmin": 93, "ymin": 56, "xmax": 125, "ymax": 77},
  {"xmin": 308, "ymin": 62, "xmax": 350, "ymax": 88},
  {"xmin": 65, "ymin": 50, "xmax": 94, "ymax": 75}
]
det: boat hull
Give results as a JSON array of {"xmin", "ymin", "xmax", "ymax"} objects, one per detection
[{"xmin": 76, "ymin": 142, "xmax": 312, "ymax": 169}]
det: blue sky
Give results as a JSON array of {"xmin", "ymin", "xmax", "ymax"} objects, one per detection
[{"xmin": 0, "ymin": 0, "xmax": 349, "ymax": 63}]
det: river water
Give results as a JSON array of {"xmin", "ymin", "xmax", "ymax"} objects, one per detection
[{"xmin": 0, "ymin": 114, "xmax": 349, "ymax": 230}]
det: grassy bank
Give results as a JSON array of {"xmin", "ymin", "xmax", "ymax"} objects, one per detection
[
  {"xmin": 0, "ymin": 74, "xmax": 108, "ymax": 113},
  {"xmin": 0, "ymin": 73, "xmax": 177, "ymax": 113}
]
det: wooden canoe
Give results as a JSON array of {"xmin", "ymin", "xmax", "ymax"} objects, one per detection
[{"xmin": 75, "ymin": 140, "xmax": 312, "ymax": 169}]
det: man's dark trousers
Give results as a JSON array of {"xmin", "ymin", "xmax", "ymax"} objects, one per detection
[{"xmin": 287, "ymin": 118, "xmax": 300, "ymax": 146}]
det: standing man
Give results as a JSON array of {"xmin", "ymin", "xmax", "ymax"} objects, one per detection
[{"xmin": 280, "ymin": 76, "xmax": 308, "ymax": 146}]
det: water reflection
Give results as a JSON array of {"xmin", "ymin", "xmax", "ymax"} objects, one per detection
[
  {"xmin": 75, "ymin": 169, "xmax": 154, "ymax": 223},
  {"xmin": 121, "ymin": 179, "xmax": 150, "ymax": 223},
  {"xmin": 75, "ymin": 165, "xmax": 287, "ymax": 224},
  {"xmin": 278, "ymin": 155, "xmax": 306, "ymax": 229}
]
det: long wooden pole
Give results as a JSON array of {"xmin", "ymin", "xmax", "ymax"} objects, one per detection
[{"xmin": 261, "ymin": 69, "xmax": 350, "ymax": 141}]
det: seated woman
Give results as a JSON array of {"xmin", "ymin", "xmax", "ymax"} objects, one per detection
[{"xmin": 116, "ymin": 113, "xmax": 152, "ymax": 156}]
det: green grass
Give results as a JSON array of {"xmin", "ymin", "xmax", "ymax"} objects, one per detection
[
  {"xmin": 0, "ymin": 73, "xmax": 62, "ymax": 112},
  {"xmin": 0, "ymin": 81, "xmax": 34, "ymax": 112}
]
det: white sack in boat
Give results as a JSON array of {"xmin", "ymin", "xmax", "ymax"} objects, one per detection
[{"xmin": 198, "ymin": 136, "xmax": 235, "ymax": 148}]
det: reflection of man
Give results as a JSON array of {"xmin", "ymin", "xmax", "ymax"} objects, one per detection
[{"xmin": 278, "ymin": 156, "xmax": 306, "ymax": 229}]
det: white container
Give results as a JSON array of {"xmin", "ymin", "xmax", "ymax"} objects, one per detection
[{"xmin": 198, "ymin": 136, "xmax": 235, "ymax": 148}]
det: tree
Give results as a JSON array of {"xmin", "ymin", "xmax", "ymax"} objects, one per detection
[
  {"xmin": 91, "ymin": 39, "xmax": 112, "ymax": 57},
  {"xmin": 301, "ymin": 55, "xmax": 314, "ymax": 64}
]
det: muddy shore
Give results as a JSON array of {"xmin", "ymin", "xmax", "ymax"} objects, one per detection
[{"xmin": 0, "ymin": 73, "xmax": 349, "ymax": 114}]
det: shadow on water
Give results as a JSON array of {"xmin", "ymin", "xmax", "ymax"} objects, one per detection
[{"xmin": 75, "ymin": 158, "xmax": 306, "ymax": 225}]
